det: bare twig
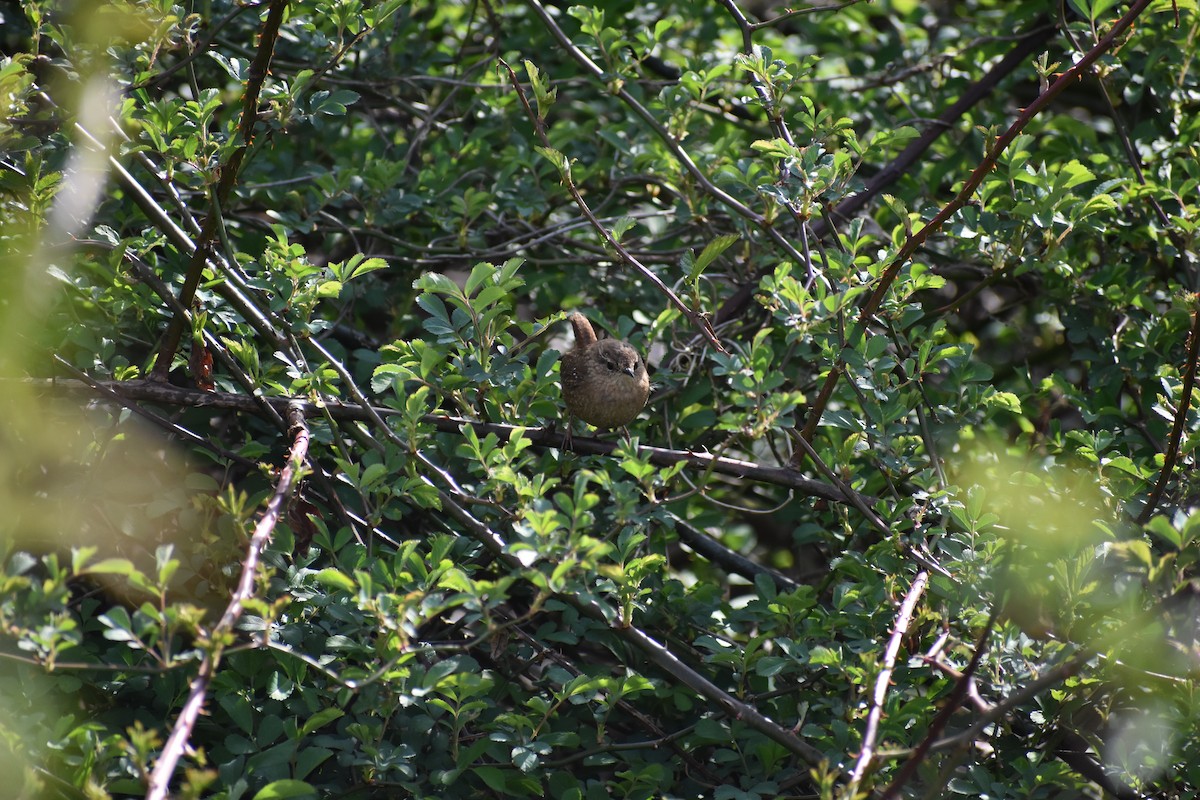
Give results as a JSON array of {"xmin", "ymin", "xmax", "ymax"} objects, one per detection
[
  {"xmin": 919, "ymin": 651, "xmax": 1141, "ymax": 800},
  {"xmin": 750, "ymin": 0, "xmax": 863, "ymax": 32},
  {"xmin": 790, "ymin": 432, "xmax": 953, "ymax": 580},
  {"xmin": 43, "ymin": 98, "xmax": 285, "ymax": 352},
  {"xmin": 918, "ymin": 651, "xmax": 1087, "ymax": 757},
  {"xmin": 718, "ymin": 0, "xmax": 824, "ymax": 285},
  {"xmin": 51, "ymin": 356, "xmax": 257, "ymax": 468},
  {"xmin": 847, "ymin": 570, "xmax": 928, "ymax": 792},
  {"xmin": 145, "ymin": 403, "xmax": 309, "ymax": 800}
]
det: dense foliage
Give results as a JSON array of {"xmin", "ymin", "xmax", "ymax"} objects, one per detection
[{"xmin": 2, "ymin": 0, "xmax": 1200, "ymax": 797}]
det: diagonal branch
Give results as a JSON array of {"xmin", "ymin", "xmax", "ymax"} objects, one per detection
[
  {"xmin": 847, "ymin": 570, "xmax": 928, "ymax": 793},
  {"xmin": 714, "ymin": 15, "xmax": 1057, "ymax": 325},
  {"xmin": 521, "ymin": 0, "xmax": 814, "ymax": 280},
  {"xmin": 433, "ymin": 487, "xmax": 827, "ymax": 766},
  {"xmin": 1137, "ymin": 305, "xmax": 1200, "ymax": 523},
  {"xmin": 144, "ymin": 403, "xmax": 309, "ymax": 800},
  {"xmin": 150, "ymin": 0, "xmax": 290, "ymax": 380},
  {"xmin": 794, "ymin": 0, "xmax": 1155, "ymax": 462}
]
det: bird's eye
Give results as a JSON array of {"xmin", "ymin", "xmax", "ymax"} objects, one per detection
[{"xmin": 603, "ymin": 358, "xmax": 617, "ymax": 371}]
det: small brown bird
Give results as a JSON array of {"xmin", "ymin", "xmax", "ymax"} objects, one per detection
[{"xmin": 560, "ymin": 312, "xmax": 650, "ymax": 432}]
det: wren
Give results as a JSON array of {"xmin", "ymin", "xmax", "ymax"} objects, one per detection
[{"xmin": 559, "ymin": 312, "xmax": 650, "ymax": 431}]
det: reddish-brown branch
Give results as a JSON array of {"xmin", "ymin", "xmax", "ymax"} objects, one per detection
[
  {"xmin": 1138, "ymin": 305, "xmax": 1200, "ymax": 524},
  {"xmin": 150, "ymin": 0, "xmax": 290, "ymax": 381},
  {"xmin": 714, "ymin": 16, "xmax": 1057, "ymax": 326},
  {"xmin": 794, "ymin": 0, "xmax": 1155, "ymax": 462},
  {"xmin": 48, "ymin": 377, "xmax": 874, "ymax": 506},
  {"xmin": 144, "ymin": 403, "xmax": 309, "ymax": 800}
]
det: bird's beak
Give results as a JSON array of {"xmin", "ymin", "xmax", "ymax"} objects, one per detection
[{"xmin": 624, "ymin": 366, "xmax": 637, "ymax": 378}]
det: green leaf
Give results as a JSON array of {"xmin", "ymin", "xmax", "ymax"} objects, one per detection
[
  {"xmin": 348, "ymin": 256, "xmax": 388, "ymax": 280},
  {"xmin": 534, "ymin": 146, "xmax": 569, "ymax": 174},
  {"xmin": 689, "ymin": 233, "xmax": 739, "ymax": 282},
  {"xmin": 316, "ymin": 280, "xmax": 343, "ymax": 298},
  {"xmin": 299, "ymin": 708, "xmax": 345, "ymax": 737},
  {"xmin": 414, "ymin": 272, "xmax": 462, "ymax": 297},
  {"xmin": 809, "ymin": 646, "xmax": 840, "ymax": 666},
  {"xmin": 1145, "ymin": 516, "xmax": 1181, "ymax": 549},
  {"xmin": 360, "ymin": 462, "xmax": 389, "ymax": 490},
  {"xmin": 252, "ymin": 780, "xmax": 317, "ymax": 800},
  {"xmin": 71, "ymin": 546, "xmax": 98, "ymax": 574},
  {"xmin": 86, "ymin": 558, "xmax": 136, "ymax": 576},
  {"xmin": 985, "ymin": 391, "xmax": 1022, "ymax": 414},
  {"xmin": 610, "ymin": 216, "xmax": 636, "ymax": 242},
  {"xmin": 473, "ymin": 766, "xmax": 509, "ymax": 793},
  {"xmin": 314, "ymin": 568, "xmax": 357, "ymax": 593},
  {"xmin": 464, "ymin": 261, "xmax": 496, "ymax": 296}
]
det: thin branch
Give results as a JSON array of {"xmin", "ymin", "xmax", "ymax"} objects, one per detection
[
  {"xmin": 920, "ymin": 651, "xmax": 1141, "ymax": 800},
  {"xmin": 145, "ymin": 403, "xmax": 309, "ymax": 800},
  {"xmin": 151, "ymin": 0, "xmax": 290, "ymax": 380},
  {"xmin": 718, "ymin": 0, "xmax": 838, "ymax": 288},
  {"xmin": 520, "ymin": 0, "xmax": 814, "ymax": 280},
  {"xmin": 847, "ymin": 570, "xmax": 928, "ymax": 793},
  {"xmin": 119, "ymin": 249, "xmax": 286, "ymax": 429},
  {"xmin": 1138, "ymin": 306, "xmax": 1200, "ymax": 523},
  {"xmin": 790, "ymin": 433, "xmax": 953, "ymax": 580},
  {"xmin": 128, "ymin": 2, "xmax": 265, "ymax": 93},
  {"xmin": 45, "ymin": 97, "xmax": 285, "ymax": 352},
  {"xmin": 829, "ymin": 18, "xmax": 1056, "ymax": 229},
  {"xmin": 795, "ymin": 0, "xmax": 1156, "ymax": 460},
  {"xmin": 750, "ymin": 0, "xmax": 864, "ymax": 32},
  {"xmin": 40, "ymin": 378, "xmax": 873, "ymax": 506},
  {"xmin": 918, "ymin": 650, "xmax": 1087, "ymax": 757}
]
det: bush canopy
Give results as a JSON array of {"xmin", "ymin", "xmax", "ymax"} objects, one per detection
[{"xmin": 2, "ymin": 0, "xmax": 1200, "ymax": 798}]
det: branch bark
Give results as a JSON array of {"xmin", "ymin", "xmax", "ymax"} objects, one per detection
[
  {"xmin": 794, "ymin": 0, "xmax": 1156, "ymax": 462},
  {"xmin": 145, "ymin": 403, "xmax": 309, "ymax": 800},
  {"xmin": 45, "ymin": 378, "xmax": 876, "ymax": 507},
  {"xmin": 150, "ymin": 0, "xmax": 291, "ymax": 380}
]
